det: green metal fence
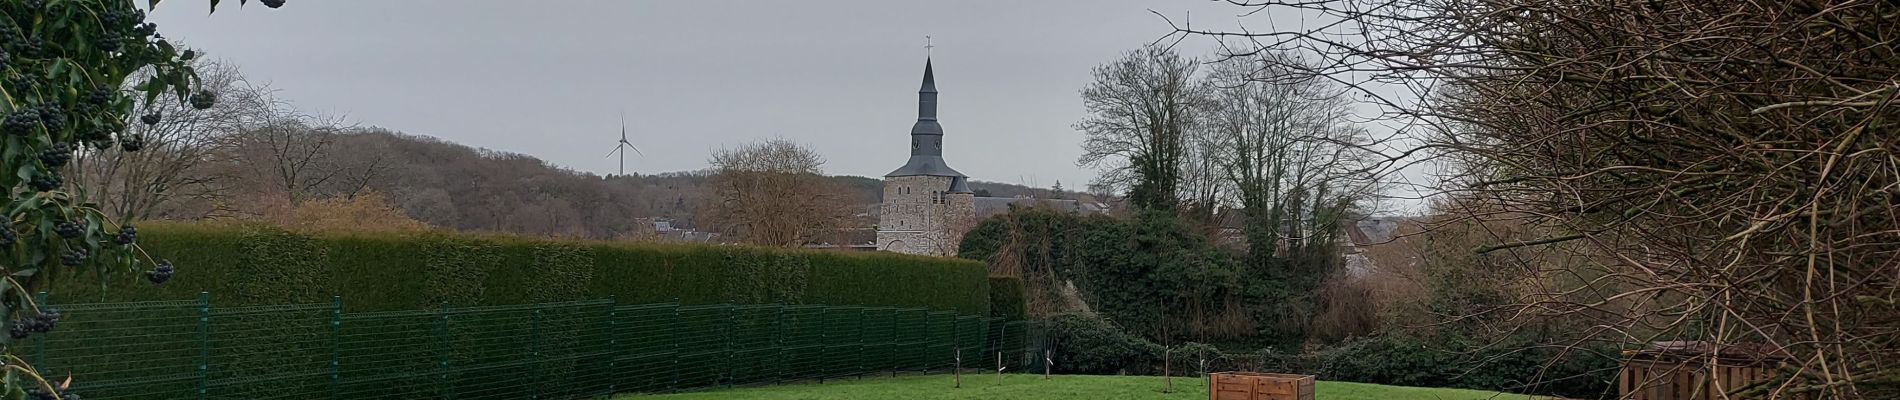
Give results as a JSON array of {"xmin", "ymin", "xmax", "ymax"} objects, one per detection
[{"xmin": 33, "ymin": 293, "xmax": 1048, "ymax": 400}]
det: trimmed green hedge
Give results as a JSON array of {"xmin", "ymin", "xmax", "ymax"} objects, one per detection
[
  {"xmin": 50, "ymin": 223, "xmax": 991, "ymax": 315},
  {"xmin": 988, "ymin": 276, "xmax": 1026, "ymax": 320}
]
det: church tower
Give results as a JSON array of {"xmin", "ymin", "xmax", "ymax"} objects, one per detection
[{"xmin": 877, "ymin": 58, "xmax": 976, "ymax": 256}]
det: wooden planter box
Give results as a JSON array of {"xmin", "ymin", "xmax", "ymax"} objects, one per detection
[
  {"xmin": 1618, "ymin": 342, "xmax": 1799, "ymax": 400},
  {"xmin": 1209, "ymin": 372, "xmax": 1316, "ymax": 400}
]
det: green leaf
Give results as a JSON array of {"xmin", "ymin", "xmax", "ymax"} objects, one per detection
[
  {"xmin": 8, "ymin": 195, "xmax": 42, "ymax": 217},
  {"xmin": 82, "ymin": 212, "xmax": 103, "ymax": 249},
  {"xmin": 142, "ymin": 76, "xmax": 164, "ymax": 104},
  {"xmin": 10, "ymin": 268, "xmax": 36, "ymax": 278}
]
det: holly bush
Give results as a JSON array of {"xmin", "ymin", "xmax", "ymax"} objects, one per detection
[{"xmin": 0, "ymin": 0, "xmax": 279, "ymax": 398}]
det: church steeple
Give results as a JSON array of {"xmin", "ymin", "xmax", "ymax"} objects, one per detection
[
  {"xmin": 886, "ymin": 56, "xmax": 965, "ymax": 183},
  {"xmin": 910, "ymin": 58, "xmax": 943, "ymax": 144}
]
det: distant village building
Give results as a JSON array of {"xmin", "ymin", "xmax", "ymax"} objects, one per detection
[
  {"xmin": 973, "ymin": 197, "xmax": 1108, "ymax": 219},
  {"xmin": 638, "ymin": 218, "xmax": 721, "ymax": 243}
]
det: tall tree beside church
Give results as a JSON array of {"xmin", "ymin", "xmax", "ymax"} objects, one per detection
[
  {"xmin": 1076, "ymin": 46, "xmax": 1203, "ymax": 212},
  {"xmin": 701, "ymin": 139, "xmax": 851, "ymax": 247},
  {"xmin": 1198, "ymin": 54, "xmax": 1376, "ymax": 341}
]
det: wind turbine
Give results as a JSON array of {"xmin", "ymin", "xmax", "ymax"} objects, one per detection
[{"xmin": 605, "ymin": 113, "xmax": 642, "ymax": 176}]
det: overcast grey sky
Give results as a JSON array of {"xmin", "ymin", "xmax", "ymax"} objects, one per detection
[{"xmin": 144, "ymin": 1, "xmax": 1293, "ymax": 190}]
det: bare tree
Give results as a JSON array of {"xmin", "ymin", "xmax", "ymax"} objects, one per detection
[
  {"xmin": 1076, "ymin": 45, "xmax": 1204, "ymax": 211},
  {"xmin": 1199, "ymin": 54, "xmax": 1375, "ymax": 258},
  {"xmin": 1171, "ymin": 1, "xmax": 1900, "ymax": 397},
  {"xmin": 67, "ymin": 60, "xmax": 269, "ymax": 222},
  {"xmin": 700, "ymin": 139, "xmax": 851, "ymax": 247},
  {"xmin": 226, "ymin": 111, "xmax": 375, "ymax": 206}
]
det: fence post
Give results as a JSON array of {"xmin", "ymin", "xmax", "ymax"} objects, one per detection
[
  {"xmin": 856, "ymin": 308, "xmax": 866, "ymax": 379},
  {"xmin": 330, "ymin": 296, "xmax": 342, "ymax": 400},
  {"xmin": 668, "ymin": 299, "xmax": 680, "ymax": 393},
  {"xmin": 606, "ymin": 296, "xmax": 618, "ymax": 396},
  {"xmin": 954, "ymin": 347, "xmax": 962, "ymax": 388},
  {"xmin": 722, "ymin": 305, "xmax": 736, "ymax": 389},
  {"xmin": 435, "ymin": 302, "xmax": 450, "ymax": 400},
  {"xmin": 922, "ymin": 311, "xmax": 932, "ymax": 374},
  {"xmin": 32, "ymin": 292, "xmax": 47, "ymax": 368},
  {"xmin": 889, "ymin": 310, "xmax": 898, "ymax": 378},
  {"xmin": 195, "ymin": 292, "xmax": 210, "ymax": 400},
  {"xmin": 995, "ymin": 320, "xmax": 1006, "ymax": 380},
  {"xmin": 1164, "ymin": 347, "xmax": 1173, "ymax": 393},
  {"xmin": 818, "ymin": 307, "xmax": 827, "ymax": 384},
  {"xmin": 530, "ymin": 307, "xmax": 543, "ymax": 400},
  {"xmin": 772, "ymin": 304, "xmax": 785, "ymax": 385}
]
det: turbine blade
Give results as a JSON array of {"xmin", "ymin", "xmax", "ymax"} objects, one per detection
[{"xmin": 605, "ymin": 146, "xmax": 623, "ymax": 158}]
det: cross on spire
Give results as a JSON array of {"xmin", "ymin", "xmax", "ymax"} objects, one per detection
[{"xmin": 925, "ymin": 35, "xmax": 934, "ymax": 57}]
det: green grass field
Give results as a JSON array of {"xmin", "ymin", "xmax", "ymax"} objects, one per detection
[{"xmin": 617, "ymin": 374, "xmax": 1551, "ymax": 400}]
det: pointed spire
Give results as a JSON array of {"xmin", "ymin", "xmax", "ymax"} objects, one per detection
[
  {"xmin": 913, "ymin": 57, "xmax": 941, "ymax": 129},
  {"xmin": 920, "ymin": 58, "xmax": 937, "ymax": 93},
  {"xmin": 887, "ymin": 55, "xmax": 963, "ymax": 179}
]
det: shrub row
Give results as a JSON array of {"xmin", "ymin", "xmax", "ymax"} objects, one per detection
[
  {"xmin": 47, "ymin": 222, "xmax": 994, "ymax": 315},
  {"xmin": 1042, "ymin": 313, "xmax": 1619, "ymax": 398}
]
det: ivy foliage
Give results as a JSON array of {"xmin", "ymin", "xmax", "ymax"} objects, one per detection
[
  {"xmin": 961, "ymin": 207, "xmax": 1246, "ymax": 344},
  {"xmin": 0, "ymin": 1, "xmax": 288, "ymax": 398}
]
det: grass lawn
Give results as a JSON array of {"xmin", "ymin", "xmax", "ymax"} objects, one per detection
[{"xmin": 616, "ymin": 374, "xmax": 1553, "ymax": 400}]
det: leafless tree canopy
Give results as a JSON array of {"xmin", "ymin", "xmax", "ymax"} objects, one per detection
[
  {"xmin": 1174, "ymin": 0, "xmax": 1900, "ymax": 397},
  {"xmin": 1077, "ymin": 45, "xmax": 1204, "ymax": 211},
  {"xmin": 701, "ymin": 139, "xmax": 853, "ymax": 247},
  {"xmin": 67, "ymin": 60, "xmax": 266, "ymax": 222},
  {"xmin": 1200, "ymin": 55, "xmax": 1378, "ymax": 256}
]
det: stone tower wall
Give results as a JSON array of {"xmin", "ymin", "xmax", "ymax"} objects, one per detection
[{"xmin": 876, "ymin": 176, "xmax": 973, "ymax": 256}]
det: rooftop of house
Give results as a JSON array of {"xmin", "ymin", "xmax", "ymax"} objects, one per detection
[{"xmin": 972, "ymin": 196, "xmax": 1108, "ymax": 218}]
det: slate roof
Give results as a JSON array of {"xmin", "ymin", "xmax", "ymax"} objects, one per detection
[
  {"xmin": 887, "ymin": 57, "xmax": 967, "ymax": 179},
  {"xmin": 972, "ymin": 197, "xmax": 1102, "ymax": 218}
]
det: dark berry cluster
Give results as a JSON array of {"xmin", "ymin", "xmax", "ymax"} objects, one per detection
[
  {"xmin": 0, "ymin": 226, "xmax": 14, "ymax": 246},
  {"xmin": 119, "ymin": 134, "xmax": 144, "ymax": 152},
  {"xmin": 9, "ymin": 308, "xmax": 61, "ymax": 340},
  {"xmin": 77, "ymin": 127, "xmax": 111, "ymax": 143},
  {"xmin": 114, "ymin": 225, "xmax": 136, "ymax": 245},
  {"xmin": 14, "ymin": 40, "xmax": 43, "ymax": 59},
  {"xmin": 53, "ymin": 221, "xmax": 83, "ymax": 239},
  {"xmin": 132, "ymin": 22, "xmax": 157, "ymax": 38},
  {"xmin": 146, "ymin": 260, "xmax": 175, "ymax": 284},
  {"xmin": 34, "ymin": 106, "xmax": 65, "ymax": 135},
  {"xmin": 139, "ymin": 113, "xmax": 161, "ymax": 125},
  {"xmin": 39, "ymin": 143, "xmax": 71, "ymax": 168},
  {"xmin": 1, "ymin": 104, "xmax": 70, "ymax": 136},
  {"xmin": 189, "ymin": 91, "xmax": 216, "ymax": 110},
  {"xmin": 58, "ymin": 248, "xmax": 86, "ymax": 266},
  {"xmin": 1, "ymin": 110, "xmax": 37, "ymax": 135},
  {"xmin": 85, "ymin": 88, "xmax": 115, "ymax": 106},
  {"xmin": 23, "ymin": 388, "xmax": 76, "ymax": 400},
  {"xmin": 29, "ymin": 174, "xmax": 62, "ymax": 192},
  {"xmin": 262, "ymin": 0, "xmax": 288, "ymax": 8}
]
